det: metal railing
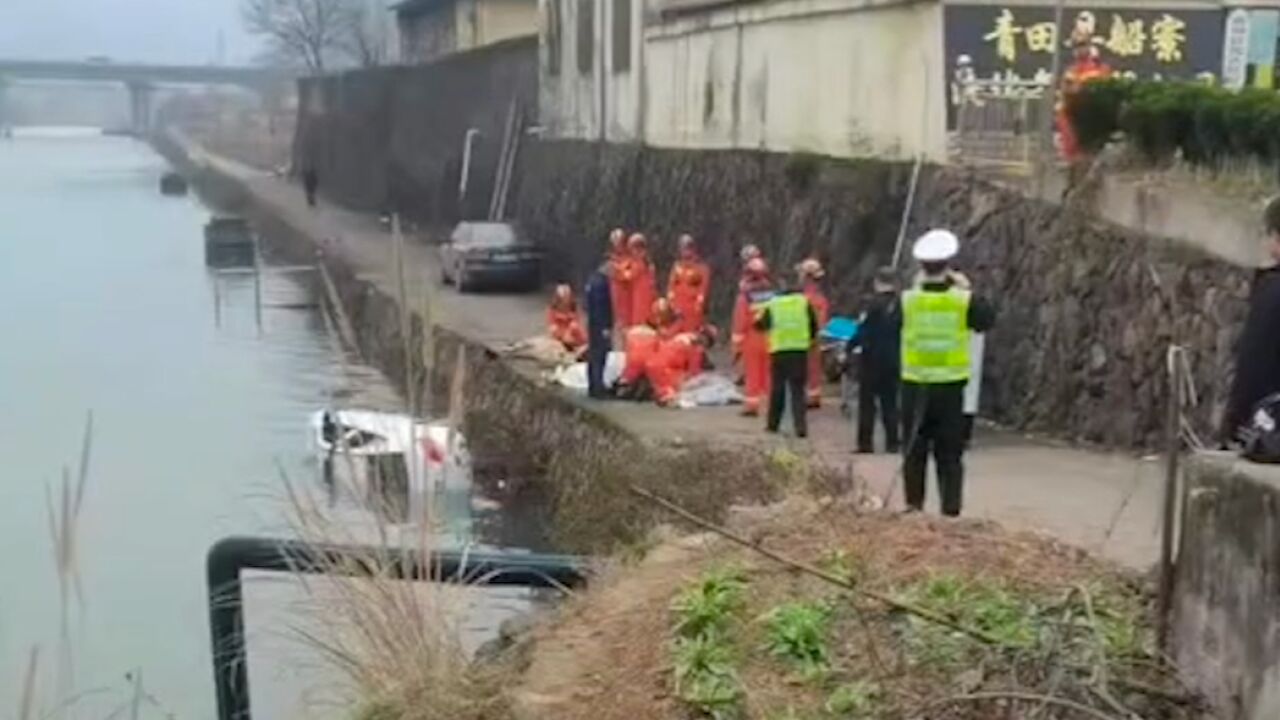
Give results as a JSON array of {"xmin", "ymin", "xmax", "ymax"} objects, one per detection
[
  {"xmin": 206, "ymin": 536, "xmax": 589, "ymax": 720},
  {"xmin": 950, "ymin": 79, "xmax": 1053, "ymax": 171}
]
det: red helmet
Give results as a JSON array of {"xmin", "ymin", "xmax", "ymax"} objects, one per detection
[
  {"xmin": 745, "ymin": 257, "xmax": 768, "ymax": 278},
  {"xmin": 628, "ymin": 233, "xmax": 648, "ymax": 248}
]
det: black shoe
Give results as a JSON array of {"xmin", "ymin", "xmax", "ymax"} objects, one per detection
[
  {"xmin": 766, "ymin": 426, "xmax": 780, "ymax": 434},
  {"xmin": 797, "ymin": 431, "xmax": 808, "ymax": 439},
  {"xmin": 855, "ymin": 445, "xmax": 874, "ymax": 454}
]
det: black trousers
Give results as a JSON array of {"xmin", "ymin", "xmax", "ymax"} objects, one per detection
[
  {"xmin": 768, "ymin": 351, "xmax": 809, "ymax": 436},
  {"xmin": 857, "ymin": 372, "xmax": 900, "ymax": 452},
  {"xmin": 901, "ymin": 381, "xmax": 966, "ymax": 516},
  {"xmin": 586, "ymin": 329, "xmax": 610, "ymax": 398}
]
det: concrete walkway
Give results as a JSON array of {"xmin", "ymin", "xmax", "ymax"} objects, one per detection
[{"xmin": 199, "ymin": 146, "xmax": 1167, "ymax": 571}]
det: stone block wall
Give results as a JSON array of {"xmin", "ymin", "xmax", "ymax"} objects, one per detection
[
  {"xmin": 1174, "ymin": 452, "xmax": 1280, "ymax": 719},
  {"xmin": 294, "ymin": 37, "xmax": 537, "ymax": 222},
  {"xmin": 514, "ymin": 140, "xmax": 1253, "ymax": 448}
]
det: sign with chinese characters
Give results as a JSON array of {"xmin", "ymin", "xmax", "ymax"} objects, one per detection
[
  {"xmin": 944, "ymin": 5, "xmax": 1224, "ymax": 126},
  {"xmin": 1222, "ymin": 9, "xmax": 1251, "ymax": 88}
]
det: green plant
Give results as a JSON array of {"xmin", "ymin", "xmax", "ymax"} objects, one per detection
[
  {"xmin": 820, "ymin": 549, "xmax": 864, "ymax": 587},
  {"xmin": 673, "ymin": 635, "xmax": 744, "ymax": 719},
  {"xmin": 672, "ymin": 565, "xmax": 748, "ymax": 641},
  {"xmin": 895, "ymin": 574, "xmax": 1041, "ymax": 669},
  {"xmin": 762, "ymin": 601, "xmax": 833, "ymax": 677},
  {"xmin": 825, "ymin": 680, "xmax": 881, "ymax": 716}
]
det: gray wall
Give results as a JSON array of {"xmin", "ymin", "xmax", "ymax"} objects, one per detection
[
  {"xmin": 1175, "ymin": 453, "xmax": 1280, "ymax": 720},
  {"xmin": 294, "ymin": 37, "xmax": 537, "ymax": 223}
]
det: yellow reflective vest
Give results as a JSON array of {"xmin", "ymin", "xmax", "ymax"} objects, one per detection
[
  {"xmin": 766, "ymin": 293, "xmax": 812, "ymax": 353},
  {"xmin": 901, "ymin": 287, "xmax": 971, "ymax": 383}
]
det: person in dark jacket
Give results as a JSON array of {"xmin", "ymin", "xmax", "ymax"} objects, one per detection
[
  {"xmin": 584, "ymin": 261, "xmax": 615, "ymax": 398},
  {"xmin": 1223, "ymin": 197, "xmax": 1280, "ymax": 444},
  {"xmin": 852, "ymin": 267, "xmax": 902, "ymax": 453}
]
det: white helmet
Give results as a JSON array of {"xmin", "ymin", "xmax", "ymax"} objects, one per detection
[{"xmin": 912, "ymin": 229, "xmax": 959, "ymax": 262}]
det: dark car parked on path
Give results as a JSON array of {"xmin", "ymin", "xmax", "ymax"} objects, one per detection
[{"xmin": 440, "ymin": 222, "xmax": 542, "ymax": 293}]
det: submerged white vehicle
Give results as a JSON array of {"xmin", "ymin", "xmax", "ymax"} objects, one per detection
[{"xmin": 309, "ymin": 409, "xmax": 473, "ymax": 523}]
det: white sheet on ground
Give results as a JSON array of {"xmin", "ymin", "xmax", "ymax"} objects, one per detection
[
  {"xmin": 553, "ymin": 352, "xmax": 625, "ymax": 392},
  {"xmin": 675, "ymin": 373, "xmax": 744, "ymax": 408}
]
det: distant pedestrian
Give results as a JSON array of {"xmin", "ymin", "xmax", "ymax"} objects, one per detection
[
  {"xmin": 899, "ymin": 230, "xmax": 995, "ymax": 516},
  {"xmin": 1223, "ymin": 196, "xmax": 1280, "ymax": 445},
  {"xmin": 584, "ymin": 261, "xmax": 614, "ymax": 399},
  {"xmin": 302, "ymin": 167, "xmax": 319, "ymax": 208},
  {"xmin": 755, "ymin": 280, "xmax": 819, "ymax": 438},
  {"xmin": 853, "ymin": 266, "xmax": 902, "ymax": 454}
]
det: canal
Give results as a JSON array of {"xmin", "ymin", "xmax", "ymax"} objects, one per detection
[{"xmin": 0, "ymin": 129, "xmax": 538, "ymax": 718}]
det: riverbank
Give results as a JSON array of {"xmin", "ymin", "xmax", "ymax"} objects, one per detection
[{"xmin": 156, "ymin": 129, "xmax": 1167, "ymax": 570}]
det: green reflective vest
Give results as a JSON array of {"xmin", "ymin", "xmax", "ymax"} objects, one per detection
[
  {"xmin": 901, "ymin": 287, "xmax": 971, "ymax": 383},
  {"xmin": 767, "ymin": 293, "xmax": 812, "ymax": 353}
]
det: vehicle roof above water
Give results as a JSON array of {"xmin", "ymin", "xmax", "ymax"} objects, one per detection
[
  {"xmin": 310, "ymin": 409, "xmax": 462, "ymax": 455},
  {"xmin": 449, "ymin": 221, "xmax": 528, "ymax": 247}
]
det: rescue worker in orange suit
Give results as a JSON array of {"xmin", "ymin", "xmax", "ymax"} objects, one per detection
[
  {"xmin": 607, "ymin": 228, "xmax": 632, "ymax": 329},
  {"xmin": 1058, "ymin": 40, "xmax": 1111, "ymax": 161},
  {"xmin": 546, "ymin": 284, "xmax": 587, "ymax": 357},
  {"xmin": 648, "ymin": 327, "xmax": 714, "ymax": 407},
  {"xmin": 617, "ymin": 299, "xmax": 678, "ymax": 399},
  {"xmin": 733, "ymin": 257, "xmax": 774, "ymax": 416},
  {"xmin": 797, "ymin": 258, "xmax": 830, "ymax": 408},
  {"xmin": 623, "ymin": 233, "xmax": 658, "ymax": 331},
  {"xmin": 732, "ymin": 244, "xmax": 763, "ymax": 375},
  {"xmin": 668, "ymin": 234, "xmax": 710, "ymax": 334}
]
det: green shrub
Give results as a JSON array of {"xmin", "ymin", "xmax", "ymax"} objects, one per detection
[
  {"xmin": 672, "ymin": 565, "xmax": 748, "ymax": 641},
  {"xmin": 1067, "ymin": 78, "xmax": 1133, "ymax": 153},
  {"xmin": 1071, "ymin": 78, "xmax": 1280, "ymax": 167},
  {"xmin": 673, "ymin": 635, "xmax": 744, "ymax": 719},
  {"xmin": 761, "ymin": 601, "xmax": 833, "ymax": 677},
  {"xmin": 825, "ymin": 680, "xmax": 881, "ymax": 716}
]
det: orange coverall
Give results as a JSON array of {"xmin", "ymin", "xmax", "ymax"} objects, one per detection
[
  {"xmin": 627, "ymin": 253, "xmax": 657, "ymax": 331},
  {"xmin": 733, "ymin": 281, "xmax": 773, "ymax": 415},
  {"xmin": 647, "ymin": 332, "xmax": 704, "ymax": 406},
  {"xmin": 668, "ymin": 258, "xmax": 710, "ymax": 334},
  {"xmin": 547, "ymin": 305, "xmax": 587, "ymax": 354},
  {"xmin": 802, "ymin": 281, "xmax": 830, "ymax": 407},
  {"xmin": 610, "ymin": 251, "xmax": 635, "ymax": 329},
  {"xmin": 620, "ymin": 324, "xmax": 661, "ymax": 386}
]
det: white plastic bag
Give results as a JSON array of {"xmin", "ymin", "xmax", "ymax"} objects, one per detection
[
  {"xmin": 553, "ymin": 352, "xmax": 625, "ymax": 393},
  {"xmin": 674, "ymin": 373, "xmax": 744, "ymax": 408}
]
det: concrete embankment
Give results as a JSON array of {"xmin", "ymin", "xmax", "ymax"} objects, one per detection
[{"xmin": 154, "ymin": 129, "xmax": 794, "ymax": 553}]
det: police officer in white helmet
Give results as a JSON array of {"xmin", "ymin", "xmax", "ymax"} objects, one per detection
[{"xmin": 899, "ymin": 229, "xmax": 996, "ymax": 516}]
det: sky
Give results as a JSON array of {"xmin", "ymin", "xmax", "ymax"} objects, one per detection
[{"xmin": 0, "ymin": 0, "xmax": 259, "ymax": 65}]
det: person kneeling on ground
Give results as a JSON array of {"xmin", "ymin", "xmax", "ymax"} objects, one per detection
[
  {"xmin": 616, "ymin": 300, "xmax": 678, "ymax": 401},
  {"xmin": 755, "ymin": 281, "xmax": 819, "ymax": 438},
  {"xmin": 546, "ymin": 284, "xmax": 587, "ymax": 358},
  {"xmin": 647, "ymin": 326, "xmax": 717, "ymax": 407}
]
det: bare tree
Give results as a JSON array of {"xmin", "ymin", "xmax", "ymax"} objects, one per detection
[{"xmin": 242, "ymin": 0, "xmax": 362, "ymax": 74}]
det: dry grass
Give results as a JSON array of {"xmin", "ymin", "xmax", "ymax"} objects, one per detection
[{"xmin": 513, "ymin": 499, "xmax": 1199, "ymax": 720}]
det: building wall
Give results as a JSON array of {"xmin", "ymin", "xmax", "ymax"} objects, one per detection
[
  {"xmin": 479, "ymin": 0, "xmax": 540, "ymax": 46},
  {"xmin": 294, "ymin": 38, "xmax": 538, "ymax": 221},
  {"xmin": 538, "ymin": 0, "xmax": 645, "ymax": 141},
  {"xmin": 540, "ymin": 0, "xmax": 947, "ymax": 159},
  {"xmin": 399, "ymin": 4, "xmax": 459, "ymax": 62},
  {"xmin": 645, "ymin": 0, "xmax": 946, "ymax": 159},
  {"xmin": 399, "ymin": 0, "xmax": 536, "ymax": 63}
]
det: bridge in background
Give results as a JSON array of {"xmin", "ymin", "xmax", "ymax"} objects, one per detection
[{"xmin": 0, "ymin": 59, "xmax": 294, "ymax": 135}]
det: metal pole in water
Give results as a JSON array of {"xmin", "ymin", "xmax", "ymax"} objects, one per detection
[{"xmin": 253, "ymin": 236, "xmax": 263, "ymax": 334}]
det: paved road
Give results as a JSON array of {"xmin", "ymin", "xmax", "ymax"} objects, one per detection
[{"xmin": 201, "ymin": 144, "xmax": 1166, "ymax": 571}]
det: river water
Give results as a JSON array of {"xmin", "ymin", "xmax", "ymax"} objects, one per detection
[{"xmin": 0, "ymin": 130, "xmax": 536, "ymax": 719}]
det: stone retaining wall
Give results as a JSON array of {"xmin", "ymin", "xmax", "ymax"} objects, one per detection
[{"xmin": 515, "ymin": 140, "xmax": 1253, "ymax": 447}]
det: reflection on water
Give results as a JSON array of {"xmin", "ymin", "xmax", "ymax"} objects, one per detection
[{"xmin": 0, "ymin": 130, "xmax": 540, "ymax": 719}]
